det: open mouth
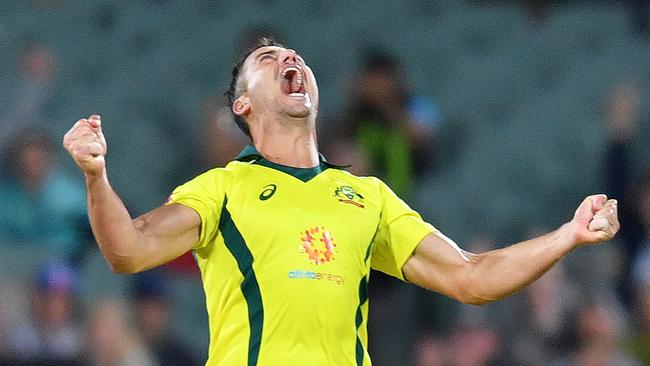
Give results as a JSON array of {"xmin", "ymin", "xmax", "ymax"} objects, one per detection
[{"xmin": 280, "ymin": 66, "xmax": 306, "ymax": 97}]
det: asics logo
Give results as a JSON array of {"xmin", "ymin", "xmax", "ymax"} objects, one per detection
[{"xmin": 259, "ymin": 184, "xmax": 277, "ymax": 201}]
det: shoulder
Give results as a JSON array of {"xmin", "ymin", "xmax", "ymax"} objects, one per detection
[
  {"xmin": 329, "ymin": 169, "xmax": 390, "ymax": 192},
  {"xmin": 174, "ymin": 160, "xmax": 259, "ymax": 193},
  {"xmin": 186, "ymin": 161, "xmax": 251, "ymax": 184}
]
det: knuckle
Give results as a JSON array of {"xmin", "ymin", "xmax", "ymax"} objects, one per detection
[{"xmin": 73, "ymin": 147, "xmax": 86, "ymax": 157}]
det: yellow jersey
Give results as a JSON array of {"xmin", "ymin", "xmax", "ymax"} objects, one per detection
[{"xmin": 167, "ymin": 145, "xmax": 436, "ymax": 366}]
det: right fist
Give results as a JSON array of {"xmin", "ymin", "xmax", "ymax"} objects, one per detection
[{"xmin": 63, "ymin": 114, "xmax": 107, "ymax": 176}]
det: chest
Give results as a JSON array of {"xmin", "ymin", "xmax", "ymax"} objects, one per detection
[{"xmin": 223, "ymin": 173, "xmax": 380, "ymax": 274}]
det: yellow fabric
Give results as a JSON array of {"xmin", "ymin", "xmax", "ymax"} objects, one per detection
[{"xmin": 167, "ymin": 158, "xmax": 436, "ymax": 366}]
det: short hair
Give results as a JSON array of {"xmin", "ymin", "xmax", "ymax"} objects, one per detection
[
  {"xmin": 226, "ymin": 37, "xmax": 285, "ymax": 139},
  {"xmin": 361, "ymin": 49, "xmax": 400, "ymax": 75},
  {"xmin": 2, "ymin": 127, "xmax": 55, "ymax": 176}
]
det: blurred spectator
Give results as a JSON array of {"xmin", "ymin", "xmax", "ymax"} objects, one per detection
[
  {"xmin": 415, "ymin": 334, "xmax": 446, "ymax": 366},
  {"xmin": 0, "ymin": 279, "xmax": 31, "ymax": 366},
  {"xmin": 0, "ymin": 128, "xmax": 91, "ymax": 263},
  {"xmin": 86, "ymin": 298, "xmax": 157, "ymax": 366},
  {"xmin": 0, "ymin": 284, "xmax": 11, "ymax": 365},
  {"xmin": 505, "ymin": 263, "xmax": 579, "ymax": 366},
  {"xmin": 626, "ymin": 285, "xmax": 650, "ymax": 364},
  {"xmin": 0, "ymin": 41, "xmax": 56, "ymax": 152},
  {"xmin": 198, "ymin": 94, "xmax": 249, "ymax": 169},
  {"xmin": 344, "ymin": 49, "xmax": 439, "ymax": 199},
  {"xmin": 602, "ymin": 78, "xmax": 647, "ymax": 305},
  {"xmin": 6, "ymin": 261, "xmax": 83, "ymax": 365},
  {"xmin": 551, "ymin": 298, "xmax": 641, "ymax": 366},
  {"xmin": 414, "ymin": 325, "xmax": 501, "ymax": 366},
  {"xmin": 321, "ymin": 136, "xmax": 368, "ymax": 177},
  {"xmin": 447, "ymin": 325, "xmax": 501, "ymax": 366},
  {"xmin": 627, "ymin": 171, "xmax": 650, "ymax": 289},
  {"xmin": 632, "ymin": 232, "xmax": 650, "ymax": 289},
  {"xmin": 628, "ymin": 0, "xmax": 650, "ymax": 36},
  {"xmin": 131, "ymin": 270, "xmax": 198, "ymax": 366}
]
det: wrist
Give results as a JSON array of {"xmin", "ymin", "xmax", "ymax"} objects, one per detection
[
  {"xmin": 84, "ymin": 168, "xmax": 108, "ymax": 185},
  {"xmin": 557, "ymin": 222, "xmax": 583, "ymax": 251}
]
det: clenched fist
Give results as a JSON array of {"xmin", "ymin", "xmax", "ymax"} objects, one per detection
[
  {"xmin": 570, "ymin": 194, "xmax": 620, "ymax": 246},
  {"xmin": 63, "ymin": 114, "xmax": 107, "ymax": 176}
]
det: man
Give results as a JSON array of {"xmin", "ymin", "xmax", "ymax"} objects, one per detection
[
  {"xmin": 130, "ymin": 270, "xmax": 198, "ymax": 366},
  {"xmin": 8, "ymin": 261, "xmax": 83, "ymax": 365},
  {"xmin": 1, "ymin": 128, "xmax": 89, "ymax": 262},
  {"xmin": 63, "ymin": 39, "xmax": 619, "ymax": 365}
]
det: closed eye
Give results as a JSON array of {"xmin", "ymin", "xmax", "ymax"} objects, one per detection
[{"xmin": 257, "ymin": 51, "xmax": 278, "ymax": 63}]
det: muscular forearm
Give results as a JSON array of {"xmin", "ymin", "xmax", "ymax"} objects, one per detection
[
  {"xmin": 405, "ymin": 193, "xmax": 618, "ymax": 306},
  {"xmin": 462, "ymin": 225, "xmax": 576, "ymax": 304},
  {"xmin": 85, "ymin": 171, "xmax": 144, "ymax": 273},
  {"xmin": 65, "ymin": 115, "xmax": 199, "ymax": 273}
]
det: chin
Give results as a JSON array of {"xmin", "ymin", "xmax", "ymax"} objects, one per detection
[{"xmin": 286, "ymin": 107, "xmax": 312, "ymax": 119}]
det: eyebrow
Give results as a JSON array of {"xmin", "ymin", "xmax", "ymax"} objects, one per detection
[{"xmin": 255, "ymin": 49, "xmax": 279, "ymax": 62}]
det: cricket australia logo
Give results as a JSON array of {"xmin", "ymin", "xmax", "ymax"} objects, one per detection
[
  {"xmin": 334, "ymin": 185, "xmax": 365, "ymax": 208},
  {"xmin": 299, "ymin": 226, "xmax": 337, "ymax": 265}
]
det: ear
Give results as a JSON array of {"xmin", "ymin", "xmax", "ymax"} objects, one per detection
[{"xmin": 232, "ymin": 95, "xmax": 251, "ymax": 118}]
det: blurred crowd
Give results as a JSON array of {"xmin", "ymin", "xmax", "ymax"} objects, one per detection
[
  {"xmin": 1, "ymin": 1, "xmax": 650, "ymax": 366},
  {"xmin": 0, "ymin": 263, "xmax": 197, "ymax": 366}
]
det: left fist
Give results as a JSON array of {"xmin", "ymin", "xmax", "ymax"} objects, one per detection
[{"xmin": 571, "ymin": 194, "xmax": 620, "ymax": 245}]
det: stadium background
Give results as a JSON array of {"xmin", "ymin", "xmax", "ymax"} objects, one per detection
[{"xmin": 0, "ymin": 1, "xmax": 649, "ymax": 365}]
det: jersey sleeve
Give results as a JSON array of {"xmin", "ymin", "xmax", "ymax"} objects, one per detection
[
  {"xmin": 166, "ymin": 169, "xmax": 226, "ymax": 250},
  {"xmin": 370, "ymin": 179, "xmax": 437, "ymax": 281}
]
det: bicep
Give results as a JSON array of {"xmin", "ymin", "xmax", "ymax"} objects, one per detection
[
  {"xmin": 131, "ymin": 203, "xmax": 202, "ymax": 271},
  {"xmin": 402, "ymin": 231, "xmax": 477, "ymax": 301}
]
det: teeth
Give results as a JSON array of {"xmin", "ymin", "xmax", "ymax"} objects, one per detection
[
  {"xmin": 281, "ymin": 66, "xmax": 305, "ymax": 94},
  {"xmin": 281, "ymin": 67, "xmax": 299, "ymax": 78},
  {"xmin": 289, "ymin": 93, "xmax": 304, "ymax": 97},
  {"xmin": 281, "ymin": 67, "xmax": 303, "ymax": 87}
]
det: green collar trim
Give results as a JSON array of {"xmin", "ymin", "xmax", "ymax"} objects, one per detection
[{"xmin": 234, "ymin": 144, "xmax": 349, "ymax": 182}]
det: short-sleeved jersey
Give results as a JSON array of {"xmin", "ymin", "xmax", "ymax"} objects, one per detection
[{"xmin": 167, "ymin": 145, "xmax": 436, "ymax": 366}]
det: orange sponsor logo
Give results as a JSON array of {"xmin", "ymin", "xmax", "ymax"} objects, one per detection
[{"xmin": 299, "ymin": 226, "xmax": 337, "ymax": 265}]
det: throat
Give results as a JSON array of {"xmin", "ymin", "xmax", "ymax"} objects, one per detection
[
  {"xmin": 260, "ymin": 150, "xmax": 319, "ymax": 169},
  {"xmin": 253, "ymin": 136, "xmax": 319, "ymax": 169}
]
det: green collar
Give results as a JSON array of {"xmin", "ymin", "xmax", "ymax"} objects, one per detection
[{"xmin": 234, "ymin": 144, "xmax": 349, "ymax": 182}]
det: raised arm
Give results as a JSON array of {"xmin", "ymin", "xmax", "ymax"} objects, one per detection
[
  {"xmin": 402, "ymin": 194, "xmax": 619, "ymax": 305},
  {"xmin": 63, "ymin": 115, "xmax": 200, "ymax": 273}
]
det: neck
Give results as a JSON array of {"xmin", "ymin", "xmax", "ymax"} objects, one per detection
[{"xmin": 250, "ymin": 116, "xmax": 319, "ymax": 168}]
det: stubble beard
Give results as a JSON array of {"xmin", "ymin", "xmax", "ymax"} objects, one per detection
[{"xmin": 286, "ymin": 106, "xmax": 311, "ymax": 119}]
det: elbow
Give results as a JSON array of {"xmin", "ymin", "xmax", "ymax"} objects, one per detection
[
  {"xmin": 110, "ymin": 263, "xmax": 140, "ymax": 274},
  {"xmin": 106, "ymin": 256, "xmax": 145, "ymax": 274},
  {"xmin": 454, "ymin": 279, "xmax": 494, "ymax": 306},
  {"xmin": 98, "ymin": 239, "xmax": 149, "ymax": 274},
  {"xmin": 458, "ymin": 294, "xmax": 492, "ymax": 306}
]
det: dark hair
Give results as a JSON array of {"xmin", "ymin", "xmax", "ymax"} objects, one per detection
[
  {"xmin": 2, "ymin": 127, "xmax": 55, "ymax": 176},
  {"xmin": 226, "ymin": 37, "xmax": 285, "ymax": 139},
  {"xmin": 362, "ymin": 49, "xmax": 400, "ymax": 75}
]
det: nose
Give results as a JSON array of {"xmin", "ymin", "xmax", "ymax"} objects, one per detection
[{"xmin": 279, "ymin": 49, "xmax": 298, "ymax": 65}]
